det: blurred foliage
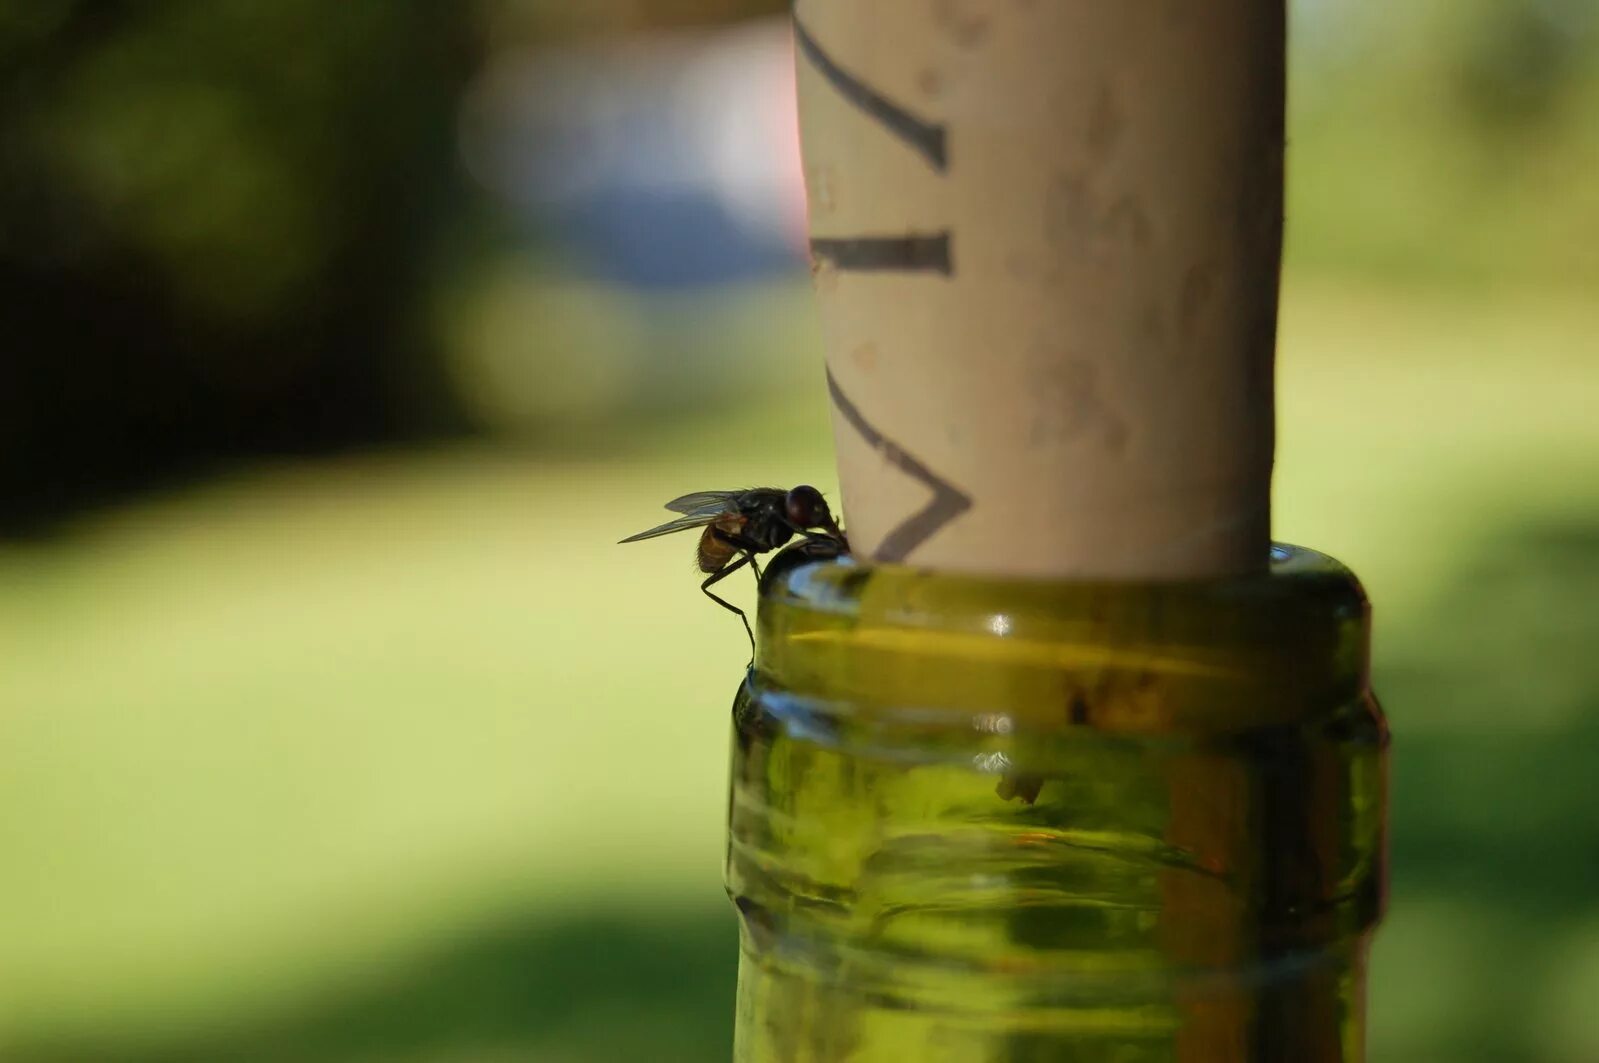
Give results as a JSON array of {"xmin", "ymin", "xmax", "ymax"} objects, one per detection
[
  {"xmin": 0, "ymin": 1, "xmax": 473, "ymax": 532},
  {"xmin": 476, "ymin": 0, "xmax": 787, "ymax": 44},
  {"xmin": 1289, "ymin": 0, "xmax": 1598, "ymax": 287},
  {"xmin": 1, "ymin": 0, "xmax": 1595, "ymax": 533},
  {"xmin": 14, "ymin": 912, "xmax": 738, "ymax": 1063},
  {"xmin": 1371, "ymin": 524, "xmax": 1599, "ymax": 1062}
]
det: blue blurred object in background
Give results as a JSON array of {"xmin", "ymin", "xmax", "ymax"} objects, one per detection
[
  {"xmin": 441, "ymin": 16, "xmax": 816, "ymax": 437},
  {"xmin": 462, "ymin": 19, "xmax": 806, "ymax": 291}
]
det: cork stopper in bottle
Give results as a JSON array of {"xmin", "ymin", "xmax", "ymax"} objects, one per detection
[{"xmin": 795, "ymin": 0, "xmax": 1284, "ymax": 579}]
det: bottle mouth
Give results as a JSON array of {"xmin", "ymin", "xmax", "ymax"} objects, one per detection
[{"xmin": 751, "ymin": 542, "xmax": 1374, "ymax": 737}]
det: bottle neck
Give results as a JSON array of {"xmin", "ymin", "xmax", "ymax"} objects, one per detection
[{"xmin": 726, "ymin": 544, "xmax": 1387, "ymax": 1062}]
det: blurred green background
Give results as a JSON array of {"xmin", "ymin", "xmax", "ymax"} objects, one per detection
[{"xmin": 2, "ymin": 1, "xmax": 1596, "ymax": 1060}]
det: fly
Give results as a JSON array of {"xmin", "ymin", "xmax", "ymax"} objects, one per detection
[{"xmin": 619, "ymin": 486, "xmax": 846, "ymax": 653}]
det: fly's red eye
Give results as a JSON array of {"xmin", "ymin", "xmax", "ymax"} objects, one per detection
[{"xmin": 785, "ymin": 486, "xmax": 822, "ymax": 527}]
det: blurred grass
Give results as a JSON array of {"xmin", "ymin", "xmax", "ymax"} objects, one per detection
[{"xmin": 2, "ymin": 276, "xmax": 1598, "ymax": 1061}]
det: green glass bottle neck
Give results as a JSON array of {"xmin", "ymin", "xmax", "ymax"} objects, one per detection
[{"xmin": 728, "ymin": 544, "xmax": 1387, "ymax": 1063}]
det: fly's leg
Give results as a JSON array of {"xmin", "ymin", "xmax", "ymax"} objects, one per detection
[
  {"xmin": 777, "ymin": 520, "xmax": 849, "ymax": 553},
  {"xmin": 702, "ymin": 553, "xmax": 756, "ymax": 657}
]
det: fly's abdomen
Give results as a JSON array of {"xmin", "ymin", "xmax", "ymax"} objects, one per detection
[{"xmin": 697, "ymin": 517, "xmax": 743, "ymax": 573}]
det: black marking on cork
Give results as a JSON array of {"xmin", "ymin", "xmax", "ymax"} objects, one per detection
[
  {"xmin": 825, "ymin": 368, "xmax": 972, "ymax": 562},
  {"xmin": 809, "ymin": 233, "xmax": 953, "ymax": 274},
  {"xmin": 793, "ymin": 16, "xmax": 948, "ymax": 171}
]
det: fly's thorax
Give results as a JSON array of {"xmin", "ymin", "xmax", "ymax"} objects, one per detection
[
  {"xmin": 736, "ymin": 493, "xmax": 793, "ymax": 555},
  {"xmin": 755, "ymin": 517, "xmax": 795, "ymax": 554}
]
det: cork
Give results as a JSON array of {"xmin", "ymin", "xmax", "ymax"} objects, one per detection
[{"xmin": 794, "ymin": 0, "xmax": 1284, "ymax": 579}]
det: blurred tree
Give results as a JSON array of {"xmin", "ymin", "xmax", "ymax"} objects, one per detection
[
  {"xmin": 0, "ymin": 1, "xmax": 475, "ymax": 533},
  {"xmin": 476, "ymin": 0, "xmax": 787, "ymax": 46},
  {"xmin": 0, "ymin": 0, "xmax": 798, "ymax": 534},
  {"xmin": 4, "ymin": 0, "xmax": 1592, "ymax": 532},
  {"xmin": 1287, "ymin": 0, "xmax": 1598, "ymax": 289},
  {"xmin": 1455, "ymin": 0, "xmax": 1596, "ymax": 130}
]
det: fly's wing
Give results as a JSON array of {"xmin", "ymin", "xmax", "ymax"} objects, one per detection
[
  {"xmin": 663, "ymin": 490, "xmax": 743, "ymax": 515},
  {"xmin": 618, "ymin": 511, "xmax": 722, "ymax": 544}
]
